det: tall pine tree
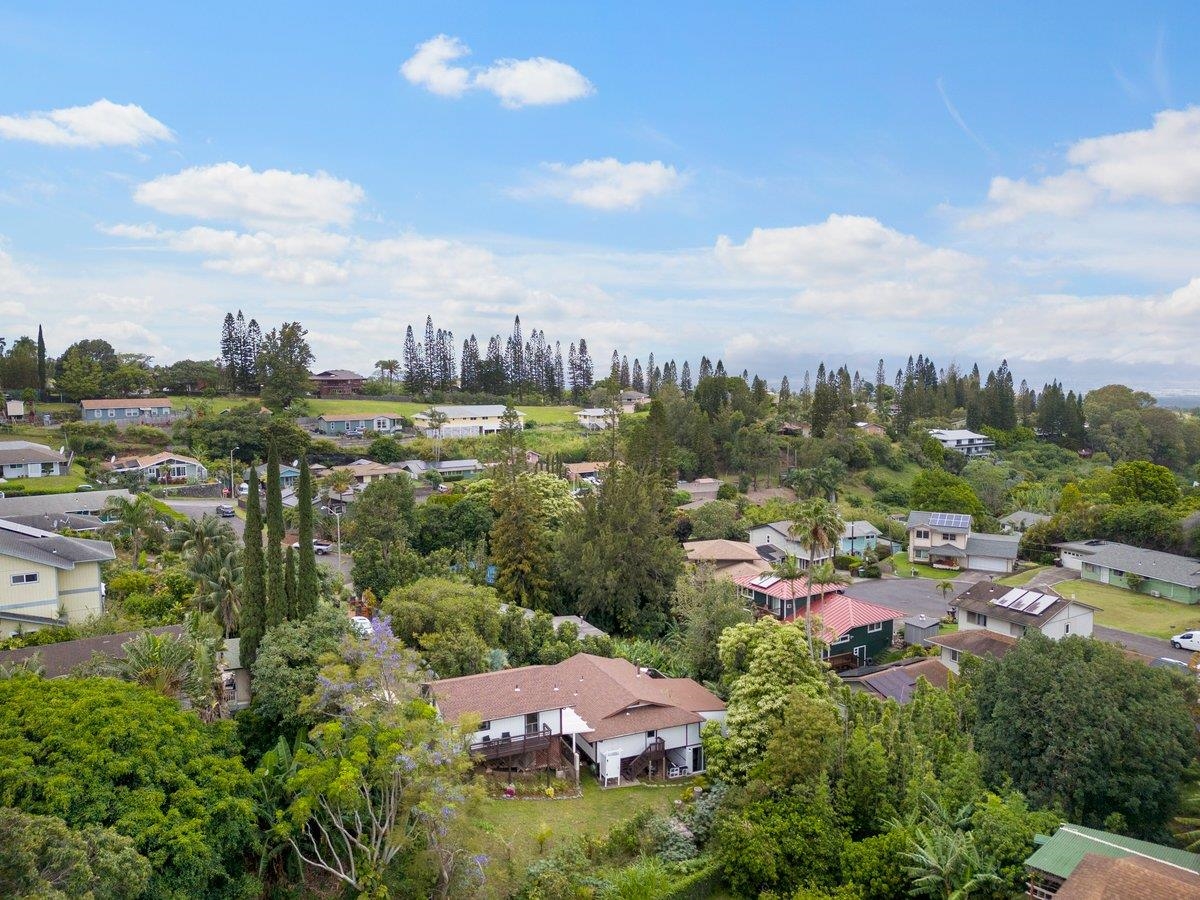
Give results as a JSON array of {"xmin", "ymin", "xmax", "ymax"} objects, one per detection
[
  {"xmin": 295, "ymin": 456, "xmax": 319, "ymax": 619},
  {"xmin": 239, "ymin": 464, "xmax": 266, "ymax": 665},
  {"xmin": 264, "ymin": 440, "xmax": 287, "ymax": 626},
  {"xmin": 36, "ymin": 325, "xmax": 46, "ymax": 399},
  {"xmin": 284, "ymin": 545, "xmax": 298, "ymax": 620}
]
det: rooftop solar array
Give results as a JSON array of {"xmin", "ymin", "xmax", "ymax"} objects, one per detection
[
  {"xmin": 928, "ymin": 512, "xmax": 972, "ymax": 529},
  {"xmin": 989, "ymin": 588, "xmax": 1058, "ymax": 616},
  {"xmin": 750, "ymin": 574, "xmax": 781, "ymax": 588}
]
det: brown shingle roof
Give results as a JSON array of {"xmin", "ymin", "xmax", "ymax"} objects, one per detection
[
  {"xmin": 1056, "ymin": 853, "xmax": 1200, "ymax": 899},
  {"xmin": 0, "ymin": 626, "xmax": 184, "ymax": 677},
  {"xmin": 953, "ymin": 580, "xmax": 1095, "ymax": 628},
  {"xmin": 684, "ymin": 539, "xmax": 762, "ymax": 563},
  {"xmin": 427, "ymin": 653, "xmax": 724, "ymax": 742},
  {"xmin": 928, "ymin": 628, "xmax": 1018, "ymax": 659},
  {"xmin": 80, "ymin": 398, "xmax": 172, "ymax": 410}
]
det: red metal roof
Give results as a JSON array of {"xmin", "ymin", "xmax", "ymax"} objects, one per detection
[{"xmin": 734, "ymin": 574, "xmax": 903, "ymax": 640}]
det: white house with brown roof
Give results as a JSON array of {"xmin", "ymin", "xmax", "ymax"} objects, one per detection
[
  {"xmin": 108, "ymin": 451, "xmax": 208, "ymax": 483},
  {"xmin": 413, "ymin": 405, "xmax": 523, "ymax": 438},
  {"xmin": 951, "ymin": 581, "xmax": 1096, "ymax": 641},
  {"xmin": 427, "ymin": 653, "xmax": 726, "ymax": 784},
  {"xmin": 0, "ymin": 441, "xmax": 68, "ymax": 479}
]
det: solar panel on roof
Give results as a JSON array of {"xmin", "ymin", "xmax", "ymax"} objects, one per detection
[
  {"xmin": 1010, "ymin": 591, "xmax": 1042, "ymax": 612},
  {"xmin": 750, "ymin": 575, "xmax": 780, "ymax": 588},
  {"xmin": 1025, "ymin": 594, "xmax": 1058, "ymax": 616},
  {"xmin": 928, "ymin": 512, "xmax": 970, "ymax": 529}
]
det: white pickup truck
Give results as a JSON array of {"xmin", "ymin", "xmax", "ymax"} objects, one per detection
[{"xmin": 291, "ymin": 540, "xmax": 333, "ymax": 555}]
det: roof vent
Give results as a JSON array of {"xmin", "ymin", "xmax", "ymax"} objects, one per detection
[{"xmin": 513, "ymin": 685, "xmax": 521, "ymax": 692}]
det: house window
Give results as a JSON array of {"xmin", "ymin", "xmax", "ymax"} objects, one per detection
[
  {"xmin": 915, "ymin": 529, "xmax": 929, "ymax": 540},
  {"xmin": 480, "ymin": 720, "xmax": 491, "ymax": 731},
  {"xmin": 41, "ymin": 463, "xmax": 56, "ymax": 475},
  {"xmin": 867, "ymin": 622, "xmax": 883, "ymax": 633},
  {"xmin": 646, "ymin": 730, "xmax": 656, "ymax": 738},
  {"xmin": 1064, "ymin": 623, "xmax": 1070, "ymax": 634},
  {"xmin": 126, "ymin": 408, "xmax": 137, "ymax": 417},
  {"xmin": 107, "ymin": 409, "xmax": 115, "ymax": 417},
  {"xmin": 11, "ymin": 573, "xmax": 38, "ymax": 585},
  {"xmin": 941, "ymin": 533, "xmax": 954, "ymax": 541},
  {"xmin": 170, "ymin": 465, "xmax": 188, "ymax": 478},
  {"xmin": 967, "ymin": 612, "xmax": 988, "ymax": 626},
  {"xmin": 915, "ymin": 549, "xmax": 929, "ymax": 561},
  {"xmin": 950, "ymin": 649, "xmax": 961, "ymax": 662},
  {"xmin": 1112, "ymin": 569, "xmax": 1125, "ymax": 577},
  {"xmin": 832, "ymin": 633, "xmax": 850, "ymax": 645}
]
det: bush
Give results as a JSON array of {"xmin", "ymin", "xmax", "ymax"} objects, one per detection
[
  {"xmin": 123, "ymin": 425, "xmax": 170, "ymax": 447},
  {"xmin": 716, "ymin": 483, "xmax": 738, "ymax": 501},
  {"xmin": 833, "ymin": 554, "xmax": 862, "ymax": 571}
]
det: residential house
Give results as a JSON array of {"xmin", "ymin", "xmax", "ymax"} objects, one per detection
[
  {"xmin": 683, "ymin": 539, "xmax": 771, "ymax": 581},
  {"xmin": 498, "ymin": 604, "xmax": 609, "ymax": 639},
  {"xmin": 952, "ymin": 581, "xmax": 1096, "ymax": 640},
  {"xmin": 927, "ymin": 629, "xmax": 1017, "ymax": 674},
  {"xmin": 0, "ymin": 518, "xmax": 115, "ymax": 635},
  {"xmin": 619, "ymin": 389, "xmax": 650, "ymax": 411},
  {"xmin": 927, "ymin": 428, "xmax": 995, "ymax": 457},
  {"xmin": 2, "ymin": 512, "xmax": 104, "ymax": 532},
  {"xmin": 413, "ymin": 405, "xmax": 522, "ymax": 438},
  {"xmin": 0, "ymin": 625, "xmax": 184, "ymax": 674},
  {"xmin": 1054, "ymin": 539, "xmax": 1200, "ymax": 603},
  {"xmin": 562, "ymin": 461, "xmax": 608, "ymax": 484},
  {"xmin": 80, "ymin": 398, "xmax": 175, "ymax": 426},
  {"xmin": 1000, "ymin": 510, "xmax": 1051, "ymax": 534},
  {"xmin": 525, "ymin": 450, "xmax": 542, "ymax": 467},
  {"xmin": 108, "ymin": 452, "xmax": 208, "ymax": 483},
  {"xmin": 217, "ymin": 637, "xmax": 252, "ymax": 711},
  {"xmin": 0, "ymin": 488, "xmax": 131, "ymax": 523},
  {"xmin": 677, "ymin": 478, "xmax": 722, "ymax": 505},
  {"xmin": 840, "ymin": 656, "xmax": 951, "ymax": 703},
  {"xmin": 309, "ymin": 369, "xmax": 365, "ymax": 398},
  {"xmin": 776, "ymin": 422, "xmax": 811, "ymax": 437},
  {"xmin": 748, "ymin": 520, "xmax": 835, "ymax": 568},
  {"xmin": 398, "ymin": 458, "xmax": 484, "ymax": 480},
  {"xmin": 426, "ymin": 653, "xmax": 726, "ymax": 784},
  {"xmin": 330, "ymin": 459, "xmax": 406, "ymax": 487},
  {"xmin": 734, "ymin": 573, "xmax": 902, "ymax": 665},
  {"xmin": 906, "ymin": 511, "xmax": 1020, "ymax": 573},
  {"xmin": 855, "ymin": 422, "xmax": 887, "ymax": 437},
  {"xmin": 253, "ymin": 462, "xmax": 300, "ymax": 490},
  {"xmin": 313, "ymin": 412, "xmax": 405, "ymax": 436},
  {"xmin": 576, "ymin": 408, "xmax": 617, "ymax": 430},
  {"xmin": 840, "ymin": 520, "xmax": 881, "ymax": 555},
  {"xmin": 1025, "ymin": 823, "xmax": 1200, "ymax": 899},
  {"xmin": 0, "ymin": 440, "xmax": 68, "ymax": 479}
]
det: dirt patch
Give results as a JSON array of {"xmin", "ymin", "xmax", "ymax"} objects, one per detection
[{"xmin": 745, "ymin": 486, "xmax": 796, "ymax": 503}]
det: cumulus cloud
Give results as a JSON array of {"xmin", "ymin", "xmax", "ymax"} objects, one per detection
[
  {"xmin": 968, "ymin": 107, "xmax": 1200, "ymax": 226},
  {"xmin": 400, "ymin": 34, "xmax": 593, "ymax": 108},
  {"xmin": 0, "ymin": 99, "xmax": 172, "ymax": 147},
  {"xmin": 133, "ymin": 163, "xmax": 365, "ymax": 228},
  {"xmin": 512, "ymin": 158, "xmax": 682, "ymax": 210}
]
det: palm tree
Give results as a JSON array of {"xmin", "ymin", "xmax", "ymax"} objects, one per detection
[
  {"xmin": 788, "ymin": 498, "xmax": 845, "ymax": 650},
  {"xmin": 171, "ymin": 515, "xmax": 235, "ymax": 577},
  {"xmin": 936, "ymin": 580, "xmax": 956, "ymax": 605},
  {"xmin": 115, "ymin": 631, "xmax": 199, "ymax": 702},
  {"xmin": 322, "ymin": 469, "xmax": 355, "ymax": 503},
  {"xmin": 105, "ymin": 494, "xmax": 158, "ymax": 568},
  {"xmin": 770, "ymin": 554, "xmax": 809, "ymax": 623},
  {"xmin": 902, "ymin": 824, "xmax": 1001, "ymax": 899},
  {"xmin": 202, "ymin": 551, "xmax": 243, "ymax": 638},
  {"xmin": 423, "ymin": 407, "xmax": 450, "ymax": 463},
  {"xmin": 375, "ymin": 359, "xmax": 400, "ymax": 386}
]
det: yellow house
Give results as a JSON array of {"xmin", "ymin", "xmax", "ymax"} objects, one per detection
[{"xmin": 0, "ymin": 519, "xmax": 115, "ymax": 636}]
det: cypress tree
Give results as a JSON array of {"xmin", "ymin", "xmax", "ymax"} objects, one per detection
[
  {"xmin": 239, "ymin": 464, "xmax": 266, "ymax": 666},
  {"xmin": 295, "ymin": 456, "xmax": 319, "ymax": 618},
  {"xmin": 284, "ymin": 545, "xmax": 298, "ymax": 619},
  {"xmin": 36, "ymin": 326, "xmax": 46, "ymax": 399},
  {"xmin": 264, "ymin": 440, "xmax": 286, "ymax": 626}
]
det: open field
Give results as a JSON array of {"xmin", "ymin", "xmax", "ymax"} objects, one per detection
[
  {"xmin": 465, "ymin": 776, "xmax": 689, "ymax": 899},
  {"xmin": 167, "ymin": 395, "xmax": 582, "ymax": 426},
  {"xmin": 1056, "ymin": 579, "xmax": 1200, "ymax": 640}
]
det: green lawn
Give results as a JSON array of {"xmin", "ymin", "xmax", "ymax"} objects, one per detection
[
  {"xmin": 998, "ymin": 565, "xmax": 1050, "ymax": 587},
  {"xmin": 465, "ymin": 776, "xmax": 688, "ymax": 898},
  {"xmin": 882, "ymin": 553, "xmax": 961, "ymax": 583},
  {"xmin": 0, "ymin": 462, "xmax": 91, "ymax": 496},
  {"xmin": 1056, "ymin": 579, "xmax": 1200, "ymax": 640},
  {"xmin": 167, "ymin": 395, "xmax": 581, "ymax": 426}
]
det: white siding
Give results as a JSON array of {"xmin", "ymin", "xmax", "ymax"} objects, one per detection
[
  {"xmin": 967, "ymin": 555, "xmax": 1010, "ymax": 573},
  {"xmin": 1060, "ymin": 551, "xmax": 1086, "ymax": 572}
]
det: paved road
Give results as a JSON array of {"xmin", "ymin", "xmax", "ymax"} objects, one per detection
[
  {"xmin": 844, "ymin": 576, "xmax": 1188, "ymax": 664},
  {"xmin": 164, "ymin": 498, "xmax": 353, "ymax": 582}
]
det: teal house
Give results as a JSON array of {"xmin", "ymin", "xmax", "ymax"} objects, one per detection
[{"xmin": 1056, "ymin": 540, "xmax": 1200, "ymax": 604}]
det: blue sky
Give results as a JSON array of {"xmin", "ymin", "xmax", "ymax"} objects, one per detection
[{"xmin": 3, "ymin": 2, "xmax": 1200, "ymax": 393}]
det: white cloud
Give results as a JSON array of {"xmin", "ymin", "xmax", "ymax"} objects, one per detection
[
  {"xmin": 513, "ymin": 158, "xmax": 682, "ymax": 210},
  {"xmin": 133, "ymin": 163, "xmax": 365, "ymax": 227},
  {"xmin": 399, "ymin": 34, "xmax": 472, "ymax": 97},
  {"xmin": 973, "ymin": 280, "xmax": 1200, "ymax": 366},
  {"xmin": 401, "ymin": 35, "xmax": 593, "ymax": 108},
  {"xmin": 473, "ymin": 56, "xmax": 594, "ymax": 108},
  {"xmin": 0, "ymin": 99, "xmax": 172, "ymax": 147},
  {"xmin": 967, "ymin": 107, "xmax": 1200, "ymax": 226},
  {"xmin": 60, "ymin": 316, "xmax": 171, "ymax": 358}
]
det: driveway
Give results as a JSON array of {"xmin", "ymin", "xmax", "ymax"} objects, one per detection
[{"xmin": 843, "ymin": 577, "xmax": 1187, "ymax": 663}]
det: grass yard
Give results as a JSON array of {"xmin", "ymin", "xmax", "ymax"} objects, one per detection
[
  {"xmin": 882, "ymin": 553, "xmax": 962, "ymax": 584},
  {"xmin": 465, "ymin": 776, "xmax": 689, "ymax": 899},
  {"xmin": 1057, "ymin": 579, "xmax": 1200, "ymax": 640},
  {"xmin": 998, "ymin": 565, "xmax": 1050, "ymax": 587},
  {"xmin": 0, "ymin": 462, "xmax": 91, "ymax": 496},
  {"xmin": 168, "ymin": 395, "xmax": 582, "ymax": 426}
]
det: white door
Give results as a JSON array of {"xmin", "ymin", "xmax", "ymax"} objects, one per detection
[{"xmin": 1100, "ymin": 567, "xmax": 1110, "ymax": 584}]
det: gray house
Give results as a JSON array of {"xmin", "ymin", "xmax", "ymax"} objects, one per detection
[
  {"xmin": 0, "ymin": 441, "xmax": 68, "ymax": 479},
  {"xmin": 747, "ymin": 521, "xmax": 836, "ymax": 568},
  {"xmin": 80, "ymin": 398, "xmax": 175, "ymax": 424}
]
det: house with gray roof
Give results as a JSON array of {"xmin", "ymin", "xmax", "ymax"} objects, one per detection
[
  {"xmin": 1000, "ymin": 510, "xmax": 1051, "ymax": 533},
  {"xmin": 0, "ymin": 488, "xmax": 131, "ymax": 522},
  {"xmin": 906, "ymin": 511, "xmax": 1020, "ymax": 573},
  {"xmin": 0, "ymin": 440, "xmax": 68, "ymax": 479},
  {"xmin": 747, "ymin": 520, "xmax": 836, "ymax": 568},
  {"xmin": 840, "ymin": 520, "xmax": 882, "ymax": 555},
  {"xmin": 927, "ymin": 428, "xmax": 995, "ymax": 457},
  {"xmin": 1054, "ymin": 539, "xmax": 1200, "ymax": 603},
  {"xmin": 0, "ymin": 518, "xmax": 115, "ymax": 635},
  {"xmin": 951, "ymin": 580, "xmax": 1096, "ymax": 641}
]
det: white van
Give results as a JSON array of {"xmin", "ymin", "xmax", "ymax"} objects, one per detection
[{"xmin": 1171, "ymin": 632, "xmax": 1200, "ymax": 652}]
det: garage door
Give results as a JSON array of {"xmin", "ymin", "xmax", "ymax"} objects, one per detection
[{"xmin": 968, "ymin": 555, "xmax": 1008, "ymax": 573}]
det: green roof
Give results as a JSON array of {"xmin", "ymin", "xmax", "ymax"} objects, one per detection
[{"xmin": 1025, "ymin": 824, "xmax": 1200, "ymax": 880}]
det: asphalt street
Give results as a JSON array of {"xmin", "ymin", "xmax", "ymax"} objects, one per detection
[
  {"xmin": 164, "ymin": 498, "xmax": 353, "ymax": 582},
  {"xmin": 844, "ymin": 575, "xmax": 1190, "ymax": 664}
]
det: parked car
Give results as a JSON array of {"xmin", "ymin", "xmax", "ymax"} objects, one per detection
[
  {"xmin": 1171, "ymin": 632, "xmax": 1200, "ymax": 651},
  {"xmin": 349, "ymin": 616, "xmax": 373, "ymax": 638},
  {"xmin": 216, "ymin": 504, "xmax": 236, "ymax": 517},
  {"xmin": 238, "ymin": 483, "xmax": 249, "ymax": 496},
  {"xmin": 291, "ymin": 539, "xmax": 333, "ymax": 555}
]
